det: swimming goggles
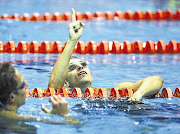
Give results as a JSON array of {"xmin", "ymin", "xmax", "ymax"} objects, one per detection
[
  {"xmin": 11, "ymin": 81, "xmax": 26, "ymax": 93},
  {"xmin": 0, "ymin": 81, "xmax": 26, "ymax": 111},
  {"xmin": 68, "ymin": 62, "xmax": 87, "ymax": 72}
]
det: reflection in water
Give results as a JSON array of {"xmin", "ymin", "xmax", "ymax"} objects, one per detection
[
  {"xmin": 0, "ymin": 120, "xmax": 37, "ymax": 134},
  {"xmin": 1, "ymin": 53, "xmax": 180, "ymax": 88},
  {"xmin": 72, "ymin": 98, "xmax": 152, "ymax": 116},
  {"xmin": 72, "ymin": 97, "xmax": 180, "ymax": 123},
  {"xmin": 1, "ymin": 54, "xmax": 180, "ymax": 65},
  {"xmin": 152, "ymin": 0, "xmax": 180, "ymax": 10}
]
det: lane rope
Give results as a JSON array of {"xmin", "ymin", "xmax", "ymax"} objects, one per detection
[
  {"xmin": 0, "ymin": 40, "xmax": 180, "ymax": 54},
  {"xmin": 26, "ymin": 87, "xmax": 180, "ymax": 98},
  {"xmin": 1, "ymin": 9, "xmax": 180, "ymax": 21}
]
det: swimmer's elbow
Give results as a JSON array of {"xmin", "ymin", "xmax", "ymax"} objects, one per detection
[
  {"xmin": 149, "ymin": 76, "xmax": 164, "ymax": 83},
  {"xmin": 155, "ymin": 76, "xmax": 164, "ymax": 84}
]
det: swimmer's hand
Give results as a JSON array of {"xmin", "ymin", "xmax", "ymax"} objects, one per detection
[
  {"xmin": 69, "ymin": 8, "xmax": 85, "ymax": 41},
  {"xmin": 128, "ymin": 90, "xmax": 142, "ymax": 101},
  {"xmin": 41, "ymin": 95, "xmax": 82, "ymax": 125},
  {"xmin": 41, "ymin": 95, "xmax": 69, "ymax": 116}
]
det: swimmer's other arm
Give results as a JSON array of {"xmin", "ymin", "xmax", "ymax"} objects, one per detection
[
  {"xmin": 9, "ymin": 95, "xmax": 82, "ymax": 125},
  {"xmin": 41, "ymin": 95, "xmax": 82, "ymax": 125},
  {"xmin": 48, "ymin": 8, "xmax": 85, "ymax": 89},
  {"xmin": 2, "ymin": 97, "xmax": 81, "ymax": 125},
  {"xmin": 116, "ymin": 76, "xmax": 164, "ymax": 101}
]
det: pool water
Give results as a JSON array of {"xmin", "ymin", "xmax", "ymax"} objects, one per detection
[
  {"xmin": 1, "ymin": 53, "xmax": 180, "ymax": 134},
  {"xmin": 0, "ymin": 0, "xmax": 180, "ymax": 134}
]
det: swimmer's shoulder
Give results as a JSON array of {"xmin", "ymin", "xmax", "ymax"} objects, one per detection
[
  {"xmin": 0, "ymin": 110, "xmax": 18, "ymax": 120},
  {"xmin": 0, "ymin": 110, "xmax": 36, "ymax": 121}
]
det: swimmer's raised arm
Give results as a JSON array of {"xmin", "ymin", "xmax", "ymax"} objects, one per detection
[{"xmin": 48, "ymin": 8, "xmax": 85, "ymax": 89}]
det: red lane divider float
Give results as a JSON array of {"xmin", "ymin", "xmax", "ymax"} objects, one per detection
[
  {"xmin": 0, "ymin": 40, "xmax": 179, "ymax": 54},
  {"xmin": 1, "ymin": 9, "xmax": 180, "ymax": 21},
  {"xmin": 26, "ymin": 87, "xmax": 180, "ymax": 99}
]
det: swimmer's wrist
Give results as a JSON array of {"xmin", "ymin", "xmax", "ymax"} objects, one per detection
[
  {"xmin": 50, "ymin": 110, "xmax": 68, "ymax": 116},
  {"xmin": 68, "ymin": 39, "xmax": 78, "ymax": 43},
  {"xmin": 129, "ymin": 90, "xmax": 142, "ymax": 101}
]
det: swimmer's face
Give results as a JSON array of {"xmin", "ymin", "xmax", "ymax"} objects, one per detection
[
  {"xmin": 13, "ymin": 69, "xmax": 27, "ymax": 107},
  {"xmin": 66, "ymin": 58, "xmax": 93, "ymax": 91}
]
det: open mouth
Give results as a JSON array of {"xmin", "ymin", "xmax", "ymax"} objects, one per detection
[{"xmin": 78, "ymin": 71, "xmax": 87, "ymax": 76}]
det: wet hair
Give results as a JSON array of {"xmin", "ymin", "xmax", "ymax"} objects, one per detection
[
  {"xmin": 70, "ymin": 56, "xmax": 87, "ymax": 63},
  {"xmin": 69, "ymin": 56, "xmax": 88, "ymax": 68},
  {"xmin": 0, "ymin": 63, "xmax": 18, "ymax": 105},
  {"xmin": 70, "ymin": 56, "xmax": 78, "ymax": 59}
]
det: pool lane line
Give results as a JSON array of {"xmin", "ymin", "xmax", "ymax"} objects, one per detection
[
  {"xmin": 0, "ymin": 40, "xmax": 180, "ymax": 54},
  {"xmin": 0, "ymin": 9, "xmax": 180, "ymax": 21},
  {"xmin": 27, "ymin": 87, "xmax": 180, "ymax": 98}
]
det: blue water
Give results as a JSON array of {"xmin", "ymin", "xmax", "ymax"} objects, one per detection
[
  {"xmin": 1, "ymin": 53, "xmax": 180, "ymax": 134},
  {"xmin": 0, "ymin": 0, "xmax": 180, "ymax": 134}
]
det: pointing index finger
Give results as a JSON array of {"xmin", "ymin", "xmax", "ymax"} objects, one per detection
[{"xmin": 71, "ymin": 8, "xmax": 76, "ymax": 23}]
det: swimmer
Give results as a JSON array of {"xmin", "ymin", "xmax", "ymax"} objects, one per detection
[
  {"xmin": 0, "ymin": 9, "xmax": 84, "ymax": 125},
  {"xmin": 48, "ymin": 9, "xmax": 164, "ymax": 101},
  {"xmin": 0, "ymin": 62, "xmax": 81, "ymax": 124}
]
